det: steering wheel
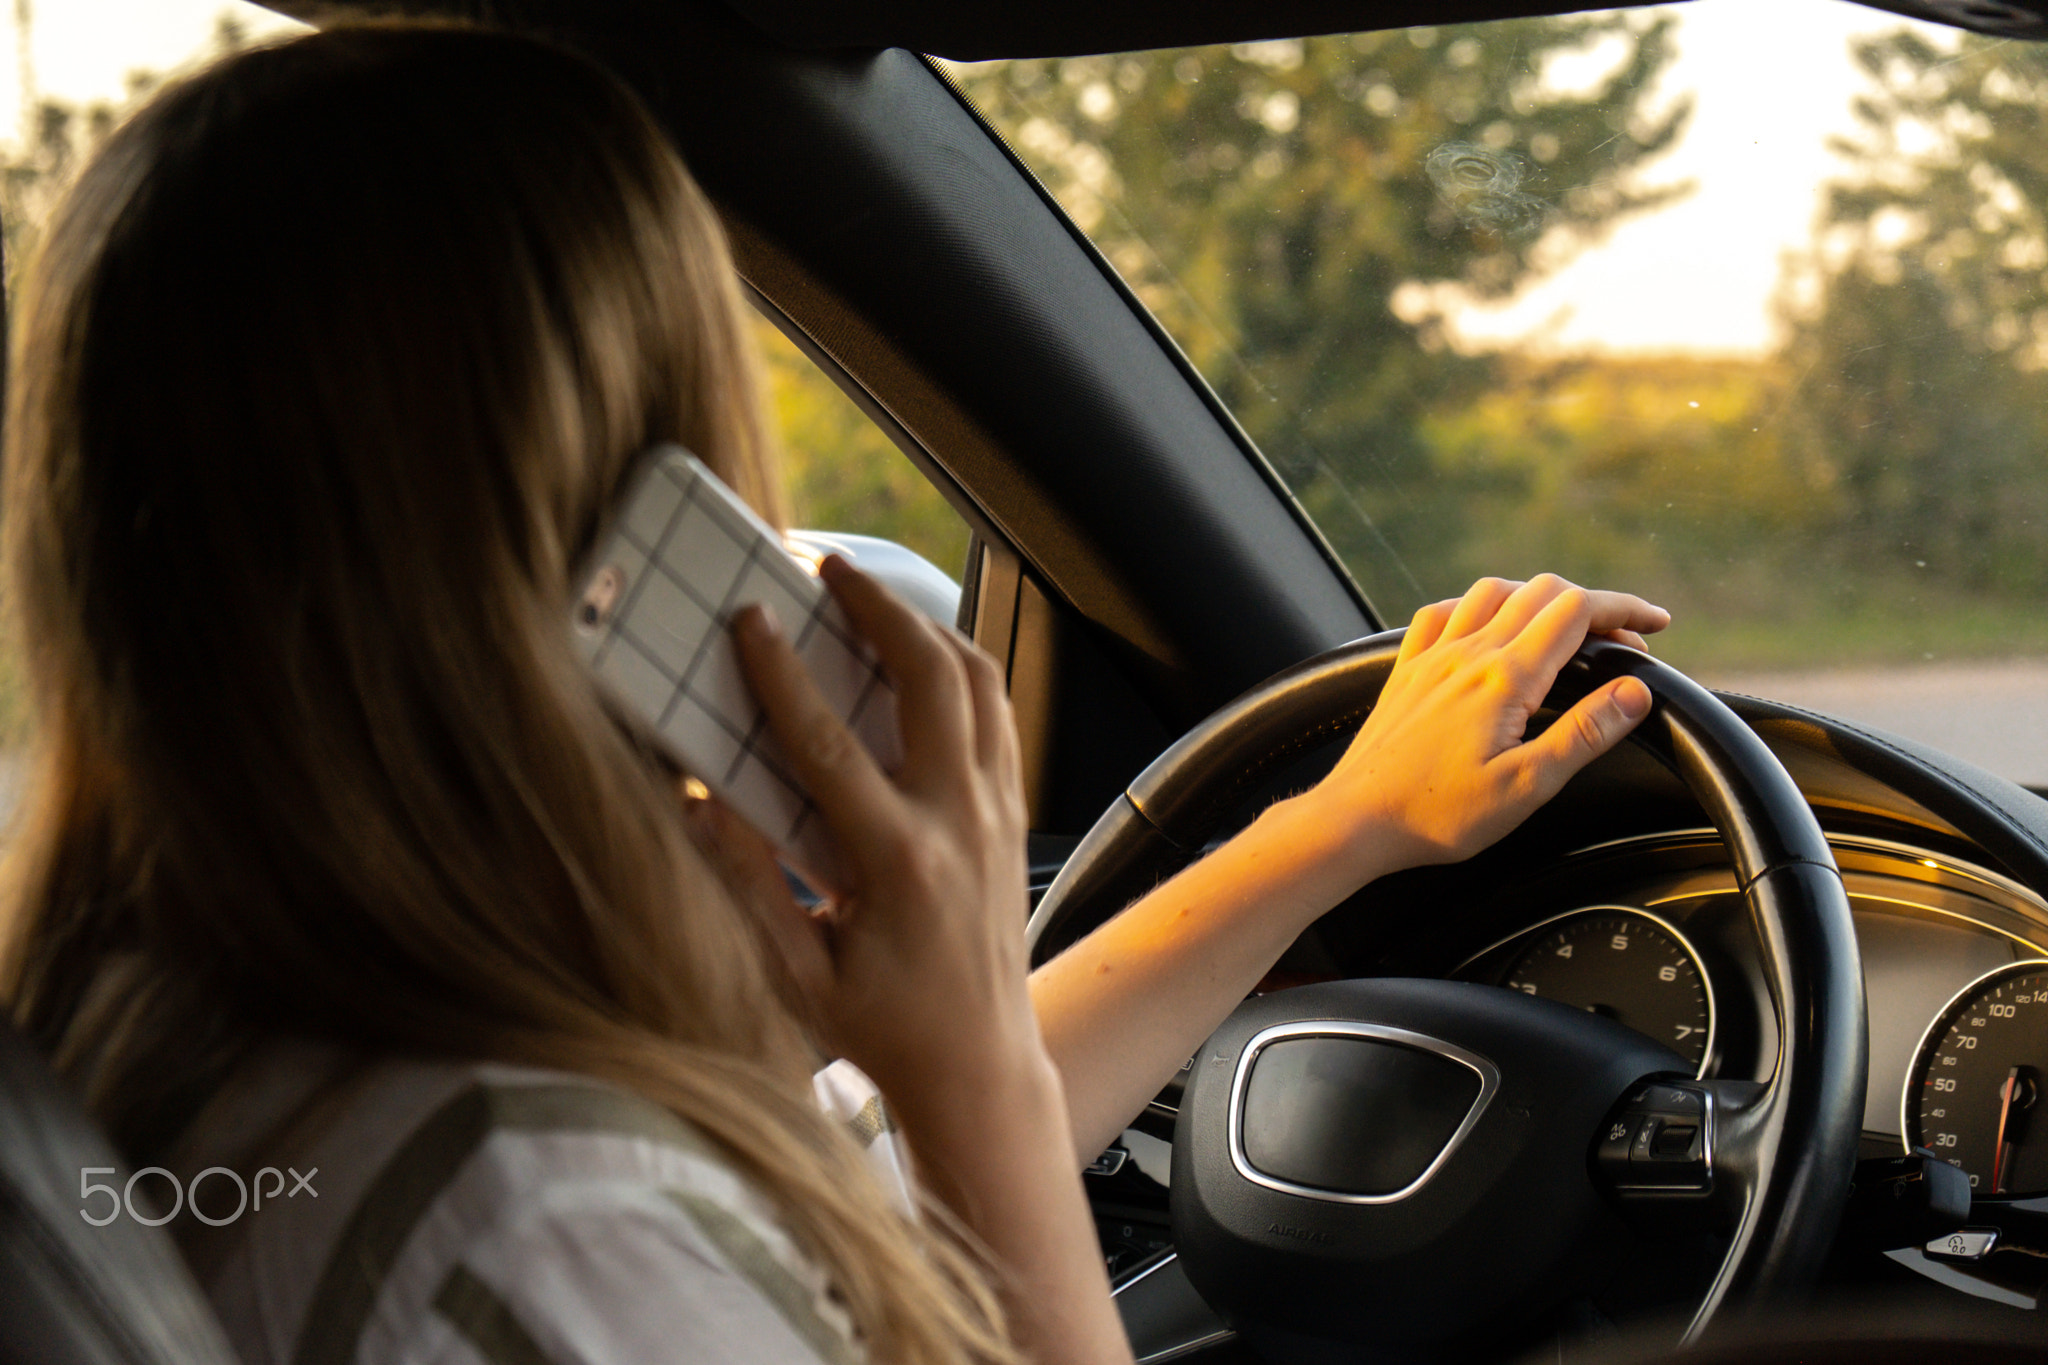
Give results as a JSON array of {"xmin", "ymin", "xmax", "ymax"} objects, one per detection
[{"xmin": 1026, "ymin": 631, "xmax": 1867, "ymax": 1361}]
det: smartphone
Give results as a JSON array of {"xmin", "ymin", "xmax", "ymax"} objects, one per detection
[{"xmin": 571, "ymin": 445, "xmax": 902, "ymax": 889}]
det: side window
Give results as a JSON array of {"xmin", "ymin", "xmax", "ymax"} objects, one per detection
[
  {"xmin": 749, "ymin": 315, "xmax": 973, "ymax": 587},
  {"xmin": 749, "ymin": 315, "xmax": 1168, "ymax": 833}
]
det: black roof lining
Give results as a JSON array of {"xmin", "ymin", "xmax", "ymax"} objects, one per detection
[
  {"xmin": 269, "ymin": 0, "xmax": 2048, "ymax": 60},
  {"xmin": 710, "ymin": 0, "xmax": 1675, "ymax": 59}
]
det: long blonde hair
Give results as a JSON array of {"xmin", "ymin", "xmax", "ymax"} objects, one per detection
[{"xmin": 1, "ymin": 24, "xmax": 1011, "ymax": 1364}]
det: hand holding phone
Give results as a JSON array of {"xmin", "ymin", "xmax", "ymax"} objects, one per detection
[{"xmin": 572, "ymin": 446, "xmax": 902, "ymax": 888}]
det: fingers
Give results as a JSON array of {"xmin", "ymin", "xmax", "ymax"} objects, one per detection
[
  {"xmin": 1518, "ymin": 584, "xmax": 1670, "ymax": 680},
  {"xmin": 1422, "ymin": 575, "xmax": 1669, "ymax": 686},
  {"xmin": 1598, "ymin": 627, "xmax": 1650, "ymax": 652},
  {"xmin": 1421, "ymin": 575, "xmax": 1669, "ymax": 662},
  {"xmin": 1440, "ymin": 577, "xmax": 1522, "ymax": 641},
  {"xmin": 1579, "ymin": 589, "xmax": 1669, "ymax": 639},
  {"xmin": 937, "ymin": 625, "xmax": 1020, "ymax": 780},
  {"xmin": 733, "ymin": 602, "xmax": 901, "ymax": 843},
  {"xmin": 818, "ymin": 557, "xmax": 974, "ymax": 781},
  {"xmin": 1401, "ymin": 597, "xmax": 1460, "ymax": 659},
  {"xmin": 734, "ymin": 558, "xmax": 1014, "ymax": 891},
  {"xmin": 1506, "ymin": 675, "xmax": 1654, "ymax": 801},
  {"xmin": 1489, "ymin": 575, "xmax": 1667, "ymax": 644}
]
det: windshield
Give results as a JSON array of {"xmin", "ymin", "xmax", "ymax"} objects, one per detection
[{"xmin": 948, "ymin": 0, "xmax": 2048, "ymax": 788}]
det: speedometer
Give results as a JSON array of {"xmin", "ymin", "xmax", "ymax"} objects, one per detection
[
  {"xmin": 1500, "ymin": 908, "xmax": 1713, "ymax": 1073},
  {"xmin": 1905, "ymin": 960, "xmax": 2048, "ymax": 1196}
]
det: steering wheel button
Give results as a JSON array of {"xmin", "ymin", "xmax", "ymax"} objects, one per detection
[
  {"xmin": 1651, "ymin": 1122, "xmax": 1700, "ymax": 1159},
  {"xmin": 1596, "ymin": 1114, "xmax": 1638, "ymax": 1173},
  {"xmin": 1645, "ymin": 1084, "xmax": 1703, "ymax": 1114}
]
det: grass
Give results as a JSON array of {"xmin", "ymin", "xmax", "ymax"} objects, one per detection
[{"xmin": 1650, "ymin": 589, "xmax": 2048, "ymax": 676}]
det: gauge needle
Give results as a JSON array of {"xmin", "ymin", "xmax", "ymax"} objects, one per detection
[{"xmin": 1992, "ymin": 1066, "xmax": 2022, "ymax": 1196}]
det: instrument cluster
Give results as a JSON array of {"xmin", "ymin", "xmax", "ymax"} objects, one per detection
[
  {"xmin": 1906, "ymin": 961, "xmax": 2048, "ymax": 1197},
  {"xmin": 1454, "ymin": 907, "xmax": 1715, "ymax": 1074},
  {"xmin": 1435, "ymin": 832, "xmax": 2048, "ymax": 1195}
]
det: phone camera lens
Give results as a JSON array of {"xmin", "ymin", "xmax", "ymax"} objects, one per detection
[{"xmin": 576, "ymin": 564, "xmax": 624, "ymax": 634}]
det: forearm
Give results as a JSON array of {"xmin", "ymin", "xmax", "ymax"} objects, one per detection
[
  {"xmin": 1030, "ymin": 793, "xmax": 1391, "ymax": 1164},
  {"xmin": 891, "ymin": 1054, "xmax": 1133, "ymax": 1365},
  {"xmin": 1031, "ymin": 578, "xmax": 1669, "ymax": 1165}
]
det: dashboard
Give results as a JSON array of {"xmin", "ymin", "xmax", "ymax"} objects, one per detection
[
  {"xmin": 1086, "ymin": 818, "xmax": 2048, "ymax": 1323},
  {"xmin": 1427, "ymin": 831, "xmax": 2047, "ymax": 1159},
  {"xmin": 1065, "ymin": 689, "xmax": 2048, "ymax": 1355},
  {"xmin": 1305, "ymin": 827, "xmax": 2048, "ymax": 1310}
]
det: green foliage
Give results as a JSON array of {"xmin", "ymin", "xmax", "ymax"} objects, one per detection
[
  {"xmin": 753, "ymin": 317, "xmax": 971, "ymax": 578},
  {"xmin": 1421, "ymin": 355, "xmax": 1817, "ymax": 590},
  {"xmin": 5, "ymin": 10, "xmax": 2043, "ymax": 708},
  {"xmin": 958, "ymin": 20, "xmax": 2048, "ymax": 670},
  {"xmin": 1780, "ymin": 31, "xmax": 2048, "ymax": 600},
  {"xmin": 953, "ymin": 16, "xmax": 1690, "ymax": 614},
  {"xmin": 1407, "ymin": 351, "xmax": 2048, "ymax": 671}
]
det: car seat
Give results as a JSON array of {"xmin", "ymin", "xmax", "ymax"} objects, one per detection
[{"xmin": 0, "ymin": 1017, "xmax": 238, "ymax": 1365}]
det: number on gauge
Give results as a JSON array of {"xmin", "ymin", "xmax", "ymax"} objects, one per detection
[
  {"xmin": 1502, "ymin": 910, "xmax": 1712, "ymax": 1071},
  {"xmin": 1907, "ymin": 961, "xmax": 2048, "ymax": 1196}
]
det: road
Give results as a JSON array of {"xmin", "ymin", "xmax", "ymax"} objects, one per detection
[{"xmin": 1697, "ymin": 658, "xmax": 2048, "ymax": 790}]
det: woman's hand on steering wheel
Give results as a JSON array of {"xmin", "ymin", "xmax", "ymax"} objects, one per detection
[
  {"xmin": 1027, "ymin": 573, "xmax": 1669, "ymax": 1164},
  {"xmin": 1029, "ymin": 585, "xmax": 1861, "ymax": 1354},
  {"xmin": 1305, "ymin": 573, "xmax": 1670, "ymax": 885}
]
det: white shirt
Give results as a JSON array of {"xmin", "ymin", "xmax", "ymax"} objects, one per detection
[{"xmin": 165, "ymin": 1045, "xmax": 907, "ymax": 1365}]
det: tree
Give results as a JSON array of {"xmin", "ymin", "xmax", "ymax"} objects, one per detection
[
  {"xmin": 951, "ymin": 16, "xmax": 1689, "ymax": 613},
  {"xmin": 1782, "ymin": 30, "xmax": 2048, "ymax": 601},
  {"xmin": 754, "ymin": 317, "xmax": 972, "ymax": 576}
]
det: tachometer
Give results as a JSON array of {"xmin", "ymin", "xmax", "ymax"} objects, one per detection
[
  {"xmin": 1905, "ymin": 960, "xmax": 2048, "ymax": 1195},
  {"xmin": 1501, "ymin": 908, "xmax": 1713, "ymax": 1073}
]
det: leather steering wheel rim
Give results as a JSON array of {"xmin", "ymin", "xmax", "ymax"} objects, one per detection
[{"xmin": 1026, "ymin": 630, "xmax": 1868, "ymax": 1340}]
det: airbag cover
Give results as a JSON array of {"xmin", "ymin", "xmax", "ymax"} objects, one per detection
[{"xmin": 1240, "ymin": 1034, "xmax": 1485, "ymax": 1196}]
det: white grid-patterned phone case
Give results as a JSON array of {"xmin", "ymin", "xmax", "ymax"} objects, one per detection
[{"xmin": 573, "ymin": 446, "xmax": 902, "ymax": 886}]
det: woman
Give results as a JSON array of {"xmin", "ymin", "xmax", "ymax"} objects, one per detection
[{"xmin": 0, "ymin": 22, "xmax": 1665, "ymax": 1365}]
